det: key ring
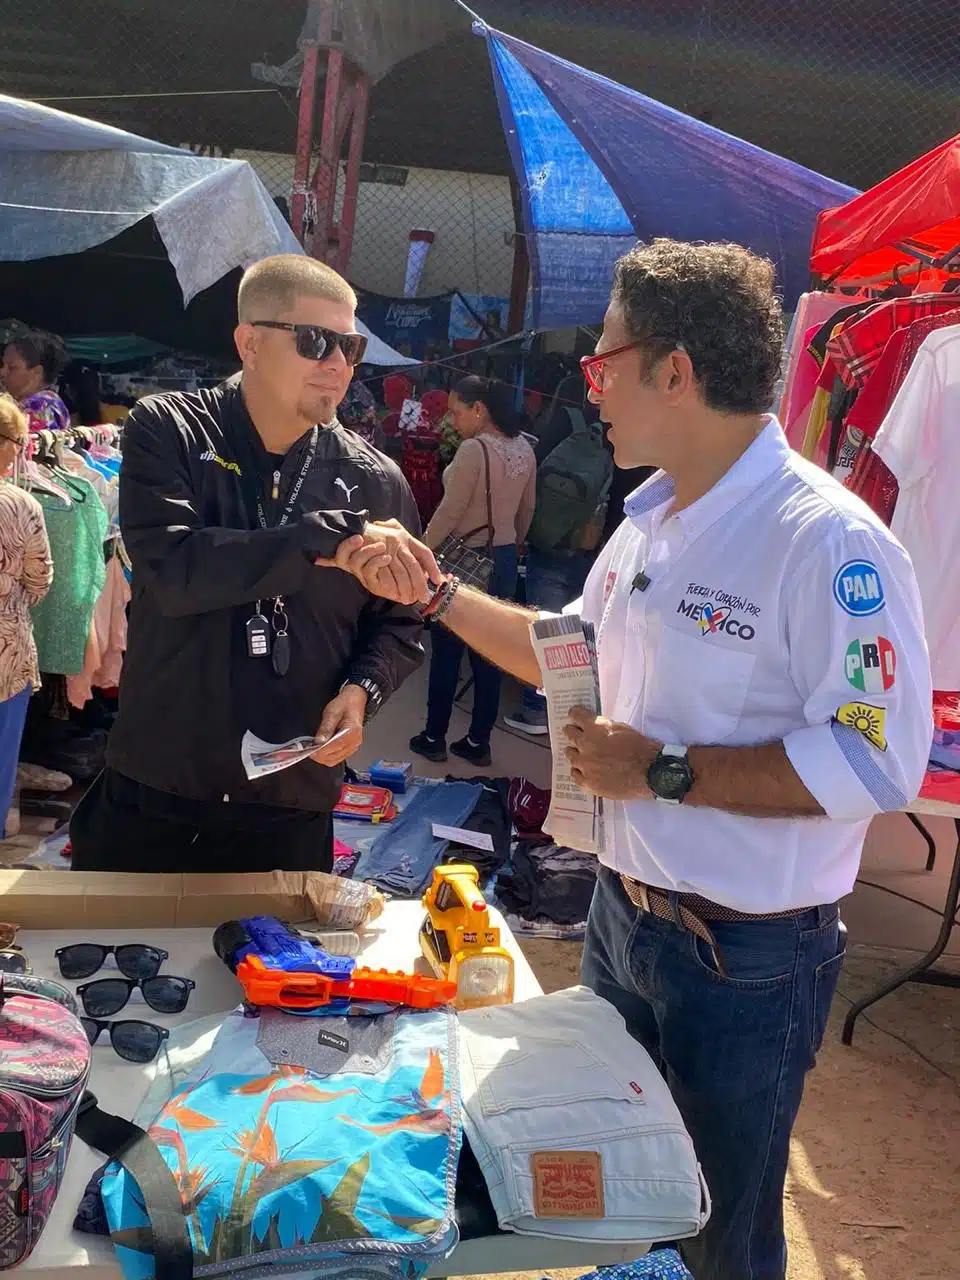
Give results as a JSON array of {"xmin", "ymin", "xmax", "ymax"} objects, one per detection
[{"xmin": 272, "ymin": 596, "xmax": 289, "ymax": 637}]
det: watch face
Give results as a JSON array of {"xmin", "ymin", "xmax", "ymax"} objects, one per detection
[{"xmin": 650, "ymin": 756, "xmax": 692, "ymax": 801}]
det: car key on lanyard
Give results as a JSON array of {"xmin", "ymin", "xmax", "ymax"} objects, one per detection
[
  {"xmin": 246, "ymin": 426, "xmax": 318, "ymax": 676},
  {"xmin": 246, "ymin": 601, "xmax": 271, "ymax": 659},
  {"xmin": 271, "ymin": 597, "xmax": 291, "ymax": 677}
]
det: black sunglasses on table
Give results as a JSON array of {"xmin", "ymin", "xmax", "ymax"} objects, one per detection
[
  {"xmin": 56, "ymin": 943, "xmax": 168, "ymax": 981},
  {"xmin": 76, "ymin": 975, "xmax": 195, "ymax": 1018},
  {"xmin": 82, "ymin": 1018, "xmax": 170, "ymax": 1063},
  {"xmin": 251, "ymin": 321, "xmax": 368, "ymax": 366},
  {"xmin": 0, "ymin": 949, "xmax": 29, "ymax": 975}
]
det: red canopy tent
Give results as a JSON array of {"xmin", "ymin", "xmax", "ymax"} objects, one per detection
[{"xmin": 810, "ymin": 134, "xmax": 960, "ymax": 288}]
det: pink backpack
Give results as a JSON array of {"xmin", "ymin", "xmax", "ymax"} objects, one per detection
[{"xmin": 0, "ymin": 976, "xmax": 91, "ymax": 1267}]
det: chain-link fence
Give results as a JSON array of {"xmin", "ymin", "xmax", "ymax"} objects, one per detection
[{"xmin": 5, "ymin": 0, "xmax": 959, "ymax": 321}]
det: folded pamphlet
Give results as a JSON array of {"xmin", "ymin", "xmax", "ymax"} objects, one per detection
[
  {"xmin": 241, "ymin": 728, "xmax": 351, "ymax": 781},
  {"xmin": 529, "ymin": 614, "xmax": 605, "ymax": 856}
]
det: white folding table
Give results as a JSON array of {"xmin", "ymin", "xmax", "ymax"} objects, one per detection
[{"xmin": 18, "ymin": 901, "xmax": 648, "ymax": 1278}]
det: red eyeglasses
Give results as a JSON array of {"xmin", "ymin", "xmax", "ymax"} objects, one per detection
[
  {"xmin": 580, "ymin": 339, "xmax": 685, "ymax": 394},
  {"xmin": 579, "ymin": 341, "xmax": 645, "ymax": 394}
]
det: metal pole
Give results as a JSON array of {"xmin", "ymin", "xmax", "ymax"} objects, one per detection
[
  {"xmin": 313, "ymin": 44, "xmax": 344, "ymax": 262},
  {"xmin": 291, "ymin": 1, "xmax": 333, "ymax": 246},
  {"xmin": 507, "ymin": 176, "xmax": 530, "ymax": 334},
  {"xmin": 336, "ymin": 73, "xmax": 370, "ymax": 277}
]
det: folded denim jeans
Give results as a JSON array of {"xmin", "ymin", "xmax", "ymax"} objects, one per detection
[
  {"xmin": 459, "ymin": 987, "xmax": 710, "ymax": 1244},
  {"xmin": 353, "ymin": 780, "xmax": 483, "ymax": 896}
]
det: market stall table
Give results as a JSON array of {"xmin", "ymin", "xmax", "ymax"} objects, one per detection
[
  {"xmin": 842, "ymin": 798, "xmax": 960, "ymax": 1044},
  {"xmin": 19, "ymin": 901, "xmax": 649, "ymax": 1278}
]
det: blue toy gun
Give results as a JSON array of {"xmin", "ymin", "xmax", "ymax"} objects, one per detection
[{"xmin": 212, "ymin": 915, "xmax": 356, "ymax": 984}]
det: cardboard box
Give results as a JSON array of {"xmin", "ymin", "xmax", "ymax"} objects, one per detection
[{"xmin": 0, "ymin": 869, "xmax": 354, "ymax": 930}]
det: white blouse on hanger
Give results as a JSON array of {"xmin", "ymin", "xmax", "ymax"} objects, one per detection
[{"xmin": 874, "ymin": 324, "xmax": 960, "ymax": 690}]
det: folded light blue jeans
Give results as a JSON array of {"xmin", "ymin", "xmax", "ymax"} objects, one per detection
[{"xmin": 353, "ymin": 780, "xmax": 483, "ymax": 896}]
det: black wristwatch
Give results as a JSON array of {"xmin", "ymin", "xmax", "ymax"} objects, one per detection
[
  {"xmin": 341, "ymin": 677, "xmax": 383, "ymax": 723},
  {"xmin": 647, "ymin": 744, "xmax": 694, "ymax": 804}
]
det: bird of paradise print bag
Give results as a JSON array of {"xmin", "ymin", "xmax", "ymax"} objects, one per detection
[{"xmin": 77, "ymin": 1005, "xmax": 462, "ymax": 1280}]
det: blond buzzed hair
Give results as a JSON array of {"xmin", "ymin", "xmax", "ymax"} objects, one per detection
[{"xmin": 237, "ymin": 254, "xmax": 357, "ymax": 323}]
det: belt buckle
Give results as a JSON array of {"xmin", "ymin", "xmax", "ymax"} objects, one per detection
[{"xmin": 634, "ymin": 880, "xmax": 651, "ymax": 915}]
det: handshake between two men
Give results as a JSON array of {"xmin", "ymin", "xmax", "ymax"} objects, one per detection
[
  {"xmin": 316, "ymin": 519, "xmax": 441, "ymax": 606},
  {"xmin": 315, "ymin": 521, "xmax": 651, "ymax": 805}
]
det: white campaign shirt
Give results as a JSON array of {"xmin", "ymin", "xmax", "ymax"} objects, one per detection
[
  {"xmin": 566, "ymin": 418, "xmax": 932, "ymax": 913},
  {"xmin": 873, "ymin": 325, "xmax": 960, "ymax": 690}
]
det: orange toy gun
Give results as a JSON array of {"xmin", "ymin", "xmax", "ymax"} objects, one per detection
[{"xmin": 236, "ymin": 954, "xmax": 457, "ymax": 1011}]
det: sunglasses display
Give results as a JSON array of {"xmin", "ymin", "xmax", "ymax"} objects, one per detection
[
  {"xmin": 76, "ymin": 975, "xmax": 195, "ymax": 1019},
  {"xmin": 81, "ymin": 1018, "xmax": 170, "ymax": 1064},
  {"xmin": 251, "ymin": 321, "xmax": 368, "ymax": 366},
  {"xmin": 0, "ymin": 950, "xmax": 29, "ymax": 975},
  {"xmin": 55, "ymin": 943, "xmax": 168, "ymax": 982}
]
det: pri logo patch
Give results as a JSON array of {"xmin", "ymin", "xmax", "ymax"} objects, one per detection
[
  {"xmin": 836, "ymin": 701, "xmax": 887, "ymax": 752},
  {"xmin": 845, "ymin": 636, "xmax": 896, "ymax": 693},
  {"xmin": 833, "ymin": 560, "xmax": 885, "ymax": 617}
]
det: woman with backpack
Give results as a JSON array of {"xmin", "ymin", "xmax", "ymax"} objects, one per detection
[{"xmin": 410, "ymin": 376, "xmax": 536, "ymax": 766}]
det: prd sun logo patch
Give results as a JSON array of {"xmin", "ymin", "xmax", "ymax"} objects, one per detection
[{"xmin": 836, "ymin": 701, "xmax": 887, "ymax": 751}]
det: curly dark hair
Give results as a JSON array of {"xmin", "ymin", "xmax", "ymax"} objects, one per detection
[
  {"xmin": 610, "ymin": 239, "xmax": 784, "ymax": 415},
  {"xmin": 9, "ymin": 329, "xmax": 68, "ymax": 386}
]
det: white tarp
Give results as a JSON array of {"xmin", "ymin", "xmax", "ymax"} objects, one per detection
[
  {"xmin": 0, "ymin": 95, "xmax": 417, "ymax": 364},
  {"xmin": 0, "ymin": 95, "xmax": 300, "ymax": 304},
  {"xmin": 356, "ymin": 319, "xmax": 420, "ymax": 366}
]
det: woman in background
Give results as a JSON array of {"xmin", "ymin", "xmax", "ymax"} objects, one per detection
[
  {"xmin": 1, "ymin": 330, "xmax": 70, "ymax": 433},
  {"xmin": 410, "ymin": 376, "xmax": 536, "ymax": 767},
  {"xmin": 0, "ymin": 395, "xmax": 53, "ymax": 836}
]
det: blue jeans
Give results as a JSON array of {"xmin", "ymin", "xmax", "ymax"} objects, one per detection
[
  {"xmin": 426, "ymin": 545, "xmax": 517, "ymax": 746},
  {"xmin": 581, "ymin": 867, "xmax": 846, "ymax": 1280},
  {"xmin": 352, "ymin": 780, "xmax": 483, "ymax": 896},
  {"xmin": 521, "ymin": 550, "xmax": 593, "ymax": 715},
  {"xmin": 0, "ymin": 683, "xmax": 31, "ymax": 838}
]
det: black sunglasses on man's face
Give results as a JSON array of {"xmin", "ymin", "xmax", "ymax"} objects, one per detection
[{"xmin": 251, "ymin": 321, "xmax": 368, "ymax": 367}]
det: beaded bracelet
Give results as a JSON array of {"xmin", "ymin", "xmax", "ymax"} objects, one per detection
[
  {"xmin": 420, "ymin": 573, "xmax": 453, "ymax": 619},
  {"xmin": 431, "ymin": 575, "xmax": 462, "ymax": 623}
]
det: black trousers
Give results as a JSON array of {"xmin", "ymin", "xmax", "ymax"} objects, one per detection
[{"xmin": 70, "ymin": 769, "xmax": 334, "ymax": 874}]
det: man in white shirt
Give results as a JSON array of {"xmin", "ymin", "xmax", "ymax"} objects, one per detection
[{"xmin": 326, "ymin": 240, "xmax": 932, "ymax": 1280}]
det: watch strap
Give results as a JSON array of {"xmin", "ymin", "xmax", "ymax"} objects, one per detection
[{"xmin": 341, "ymin": 677, "xmax": 383, "ymax": 723}]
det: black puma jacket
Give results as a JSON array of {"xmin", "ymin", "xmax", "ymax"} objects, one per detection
[{"xmin": 108, "ymin": 375, "xmax": 424, "ymax": 812}]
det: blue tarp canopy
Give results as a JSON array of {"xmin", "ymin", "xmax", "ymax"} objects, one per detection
[{"xmin": 481, "ymin": 26, "xmax": 859, "ymax": 329}]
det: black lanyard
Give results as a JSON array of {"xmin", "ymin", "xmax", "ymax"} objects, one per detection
[
  {"xmin": 246, "ymin": 426, "xmax": 318, "ymax": 677},
  {"xmin": 254, "ymin": 426, "xmax": 318, "ymax": 531}
]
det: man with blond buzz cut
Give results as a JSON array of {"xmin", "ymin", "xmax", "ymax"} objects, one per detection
[{"xmin": 71, "ymin": 254, "xmax": 438, "ymax": 875}]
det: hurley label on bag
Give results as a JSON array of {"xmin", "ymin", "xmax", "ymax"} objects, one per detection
[
  {"xmin": 317, "ymin": 1029, "xmax": 349, "ymax": 1053},
  {"xmin": 530, "ymin": 1150, "xmax": 605, "ymax": 1218}
]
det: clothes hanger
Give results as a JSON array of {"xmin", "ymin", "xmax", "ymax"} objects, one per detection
[
  {"xmin": 45, "ymin": 463, "xmax": 88, "ymax": 503},
  {"xmin": 19, "ymin": 455, "xmax": 72, "ymax": 505}
]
